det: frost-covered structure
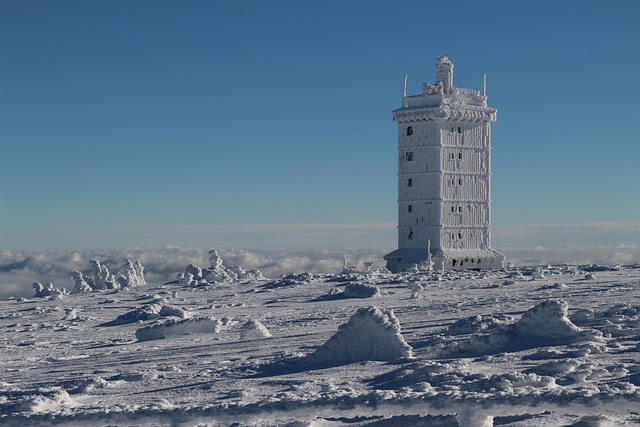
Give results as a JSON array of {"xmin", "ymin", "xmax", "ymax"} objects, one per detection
[
  {"xmin": 177, "ymin": 249, "xmax": 263, "ymax": 286},
  {"xmin": 385, "ymin": 56, "xmax": 505, "ymax": 272}
]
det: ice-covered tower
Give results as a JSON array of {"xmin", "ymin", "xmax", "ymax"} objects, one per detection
[{"xmin": 384, "ymin": 56, "xmax": 505, "ymax": 272}]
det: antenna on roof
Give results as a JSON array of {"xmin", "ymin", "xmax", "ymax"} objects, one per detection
[
  {"xmin": 483, "ymin": 73, "xmax": 487, "ymax": 97},
  {"xmin": 403, "ymin": 75, "xmax": 408, "ymax": 98}
]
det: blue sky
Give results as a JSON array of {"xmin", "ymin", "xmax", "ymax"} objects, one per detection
[{"xmin": 1, "ymin": 0, "xmax": 640, "ymax": 252}]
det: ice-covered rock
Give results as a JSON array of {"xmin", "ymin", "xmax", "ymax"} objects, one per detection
[
  {"xmin": 240, "ymin": 319, "xmax": 272, "ymax": 340},
  {"xmin": 306, "ymin": 306, "xmax": 413, "ymax": 365},
  {"xmin": 135, "ymin": 317, "xmax": 221, "ymax": 342}
]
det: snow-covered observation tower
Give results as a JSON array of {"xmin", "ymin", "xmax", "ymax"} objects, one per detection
[{"xmin": 384, "ymin": 56, "xmax": 505, "ymax": 272}]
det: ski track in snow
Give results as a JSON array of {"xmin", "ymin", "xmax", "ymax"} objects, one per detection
[{"xmin": 1, "ymin": 263, "xmax": 640, "ymax": 426}]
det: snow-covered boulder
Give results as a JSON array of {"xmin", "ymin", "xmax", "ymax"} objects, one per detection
[
  {"xmin": 306, "ymin": 306, "xmax": 413, "ymax": 366},
  {"xmin": 240, "ymin": 319, "xmax": 272, "ymax": 340},
  {"xmin": 136, "ymin": 317, "xmax": 222, "ymax": 342}
]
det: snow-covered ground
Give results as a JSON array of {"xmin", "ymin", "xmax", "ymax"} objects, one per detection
[{"xmin": 1, "ymin": 254, "xmax": 639, "ymax": 426}]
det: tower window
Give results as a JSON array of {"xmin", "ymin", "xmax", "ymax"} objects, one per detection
[
  {"xmin": 458, "ymin": 233, "xmax": 462, "ymax": 239},
  {"xmin": 409, "ymin": 228, "xmax": 414, "ymax": 240},
  {"xmin": 406, "ymin": 126, "xmax": 413, "ymax": 136},
  {"xmin": 457, "ymin": 127, "xmax": 462, "ymax": 134},
  {"xmin": 458, "ymin": 206, "xmax": 462, "ymax": 212},
  {"xmin": 406, "ymin": 152, "xmax": 414, "ymax": 161},
  {"xmin": 458, "ymin": 152, "xmax": 462, "ymax": 159},
  {"xmin": 458, "ymin": 178, "xmax": 462, "ymax": 185},
  {"xmin": 408, "ymin": 204, "xmax": 413, "ymax": 213},
  {"xmin": 450, "ymin": 127, "xmax": 454, "ymax": 134},
  {"xmin": 451, "ymin": 206, "xmax": 455, "ymax": 213},
  {"xmin": 450, "ymin": 153, "xmax": 455, "ymax": 160},
  {"xmin": 407, "ymin": 178, "xmax": 413, "ymax": 187}
]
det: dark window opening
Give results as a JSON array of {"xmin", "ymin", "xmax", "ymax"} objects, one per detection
[
  {"xmin": 408, "ymin": 228, "xmax": 413, "ymax": 240},
  {"xmin": 450, "ymin": 127, "xmax": 454, "ymax": 134},
  {"xmin": 477, "ymin": 258, "xmax": 482, "ymax": 264},
  {"xmin": 457, "ymin": 127, "xmax": 462, "ymax": 134},
  {"xmin": 406, "ymin": 126, "xmax": 413, "ymax": 136},
  {"xmin": 458, "ymin": 233, "xmax": 462, "ymax": 239},
  {"xmin": 458, "ymin": 152, "xmax": 462, "ymax": 159},
  {"xmin": 450, "ymin": 153, "xmax": 455, "ymax": 160},
  {"xmin": 407, "ymin": 178, "xmax": 413, "ymax": 187},
  {"xmin": 406, "ymin": 152, "xmax": 414, "ymax": 161},
  {"xmin": 451, "ymin": 206, "xmax": 455, "ymax": 213},
  {"xmin": 408, "ymin": 204, "xmax": 413, "ymax": 213},
  {"xmin": 452, "ymin": 259, "xmax": 457, "ymax": 267},
  {"xmin": 458, "ymin": 206, "xmax": 462, "ymax": 212},
  {"xmin": 458, "ymin": 178, "xmax": 462, "ymax": 185}
]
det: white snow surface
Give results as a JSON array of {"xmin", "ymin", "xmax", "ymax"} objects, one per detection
[{"xmin": 1, "ymin": 261, "xmax": 640, "ymax": 426}]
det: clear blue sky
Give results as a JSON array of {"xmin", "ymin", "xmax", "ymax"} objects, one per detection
[{"xmin": 2, "ymin": 0, "xmax": 639, "ymax": 250}]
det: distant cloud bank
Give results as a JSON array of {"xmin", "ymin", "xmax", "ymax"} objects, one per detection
[{"xmin": 1, "ymin": 221, "xmax": 639, "ymax": 299}]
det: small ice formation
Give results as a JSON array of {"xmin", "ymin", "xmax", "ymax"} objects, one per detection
[
  {"xmin": 240, "ymin": 319, "xmax": 272, "ymax": 340},
  {"xmin": 444, "ymin": 300, "xmax": 604, "ymax": 356},
  {"xmin": 135, "ymin": 317, "xmax": 222, "ymax": 342},
  {"xmin": 178, "ymin": 249, "xmax": 263, "ymax": 286},
  {"xmin": 32, "ymin": 282, "xmax": 65, "ymax": 298},
  {"xmin": 100, "ymin": 303, "xmax": 189, "ymax": 326},
  {"xmin": 306, "ymin": 306, "xmax": 413, "ymax": 366}
]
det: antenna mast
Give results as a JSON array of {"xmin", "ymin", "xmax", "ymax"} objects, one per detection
[
  {"xmin": 483, "ymin": 73, "xmax": 487, "ymax": 96},
  {"xmin": 403, "ymin": 75, "xmax": 408, "ymax": 98}
]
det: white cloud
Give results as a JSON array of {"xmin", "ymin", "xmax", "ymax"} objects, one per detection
[{"xmin": 0, "ymin": 247, "xmax": 390, "ymax": 300}]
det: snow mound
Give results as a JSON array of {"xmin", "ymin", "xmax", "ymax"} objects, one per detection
[
  {"xmin": 135, "ymin": 317, "xmax": 221, "ymax": 342},
  {"xmin": 306, "ymin": 306, "xmax": 413, "ymax": 366},
  {"xmin": 70, "ymin": 259, "xmax": 146, "ymax": 292},
  {"xmin": 240, "ymin": 319, "xmax": 272, "ymax": 340},
  {"xmin": 443, "ymin": 300, "xmax": 604, "ymax": 356},
  {"xmin": 101, "ymin": 303, "xmax": 189, "ymax": 326}
]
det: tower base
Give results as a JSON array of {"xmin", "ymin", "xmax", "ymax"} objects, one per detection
[{"xmin": 384, "ymin": 248, "xmax": 505, "ymax": 273}]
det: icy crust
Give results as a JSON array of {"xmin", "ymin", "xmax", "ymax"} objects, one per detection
[
  {"xmin": 306, "ymin": 306, "xmax": 413, "ymax": 366},
  {"xmin": 136, "ymin": 317, "xmax": 222, "ymax": 342}
]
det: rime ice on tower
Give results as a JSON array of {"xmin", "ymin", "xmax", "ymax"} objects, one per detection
[{"xmin": 384, "ymin": 56, "xmax": 505, "ymax": 272}]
